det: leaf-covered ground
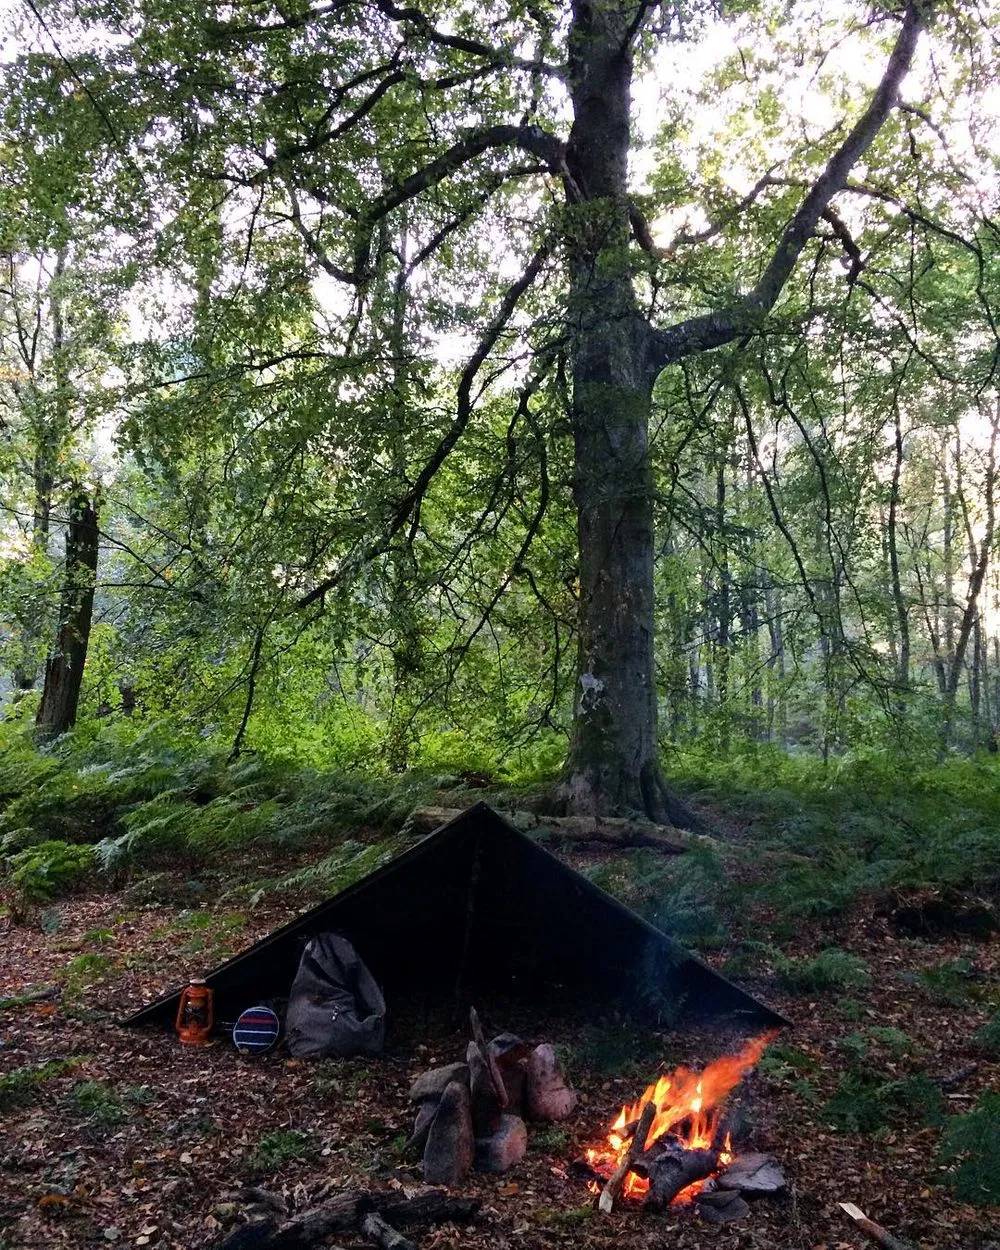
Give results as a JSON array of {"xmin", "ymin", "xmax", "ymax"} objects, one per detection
[{"xmin": 1, "ymin": 841, "xmax": 998, "ymax": 1250}]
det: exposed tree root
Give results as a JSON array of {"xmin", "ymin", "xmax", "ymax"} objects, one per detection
[{"xmin": 405, "ymin": 806, "xmax": 720, "ymax": 854}]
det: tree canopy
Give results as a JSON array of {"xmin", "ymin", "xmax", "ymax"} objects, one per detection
[{"xmin": 1, "ymin": 0, "xmax": 999, "ymax": 802}]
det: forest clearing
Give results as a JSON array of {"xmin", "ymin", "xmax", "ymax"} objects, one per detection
[
  {"xmin": 2, "ymin": 751, "xmax": 999, "ymax": 1248},
  {"xmin": 3, "ymin": 0, "xmax": 1000, "ymax": 1246}
]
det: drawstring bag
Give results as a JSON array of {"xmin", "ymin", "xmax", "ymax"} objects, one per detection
[{"xmin": 285, "ymin": 933, "xmax": 386, "ymax": 1058}]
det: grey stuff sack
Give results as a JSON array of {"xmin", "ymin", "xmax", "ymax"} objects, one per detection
[{"xmin": 285, "ymin": 933, "xmax": 386, "ymax": 1059}]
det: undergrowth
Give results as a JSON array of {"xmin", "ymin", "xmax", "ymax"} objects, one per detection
[
  {"xmin": 0, "ymin": 1059, "xmax": 83, "ymax": 1112},
  {"xmin": 5, "ymin": 721, "xmax": 1000, "ymax": 930},
  {"xmin": 0, "ymin": 722, "xmax": 475, "ymax": 908},
  {"xmin": 938, "ymin": 1092, "xmax": 1000, "ymax": 1204},
  {"xmin": 583, "ymin": 845, "xmax": 726, "ymax": 948},
  {"xmin": 668, "ymin": 742, "xmax": 1000, "ymax": 919},
  {"xmin": 250, "ymin": 1129, "xmax": 316, "ymax": 1173},
  {"xmin": 823, "ymin": 1070, "xmax": 945, "ymax": 1135},
  {"xmin": 975, "ymin": 1008, "xmax": 1000, "ymax": 1055},
  {"xmin": 775, "ymin": 948, "xmax": 872, "ymax": 994}
]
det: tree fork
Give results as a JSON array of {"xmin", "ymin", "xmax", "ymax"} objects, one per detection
[{"xmin": 558, "ymin": 0, "xmax": 926, "ymax": 819}]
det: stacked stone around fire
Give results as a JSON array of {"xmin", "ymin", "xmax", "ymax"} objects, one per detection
[{"xmin": 411, "ymin": 1034, "xmax": 576, "ymax": 1186}]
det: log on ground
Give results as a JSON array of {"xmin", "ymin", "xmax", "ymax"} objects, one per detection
[{"xmin": 213, "ymin": 1189, "xmax": 480, "ymax": 1250}]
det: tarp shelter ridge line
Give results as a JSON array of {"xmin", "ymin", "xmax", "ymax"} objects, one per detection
[{"xmin": 123, "ymin": 801, "xmax": 787, "ymax": 1031}]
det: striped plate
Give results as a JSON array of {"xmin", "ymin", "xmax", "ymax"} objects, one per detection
[{"xmin": 232, "ymin": 1005, "xmax": 281, "ymax": 1054}]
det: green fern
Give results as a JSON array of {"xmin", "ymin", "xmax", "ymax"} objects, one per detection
[
  {"xmin": 974, "ymin": 1009, "xmax": 1000, "ymax": 1055},
  {"xmin": 939, "ymin": 1092, "xmax": 1000, "ymax": 1204},
  {"xmin": 776, "ymin": 948, "xmax": 871, "ymax": 993},
  {"xmin": 279, "ymin": 837, "xmax": 405, "ymax": 893},
  {"xmin": 823, "ymin": 1071, "xmax": 943, "ymax": 1134},
  {"xmin": 5, "ymin": 841, "xmax": 95, "ymax": 902}
]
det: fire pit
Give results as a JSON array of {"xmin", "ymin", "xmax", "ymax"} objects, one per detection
[{"xmin": 581, "ymin": 1030, "xmax": 785, "ymax": 1221}]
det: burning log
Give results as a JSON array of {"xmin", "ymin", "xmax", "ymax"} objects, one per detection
[
  {"xmin": 599, "ymin": 1100, "xmax": 656, "ymax": 1214},
  {"xmin": 583, "ymin": 1033, "xmax": 778, "ymax": 1214},
  {"xmin": 213, "ymin": 1189, "xmax": 479, "ymax": 1250},
  {"xmin": 839, "ymin": 1203, "xmax": 917, "ymax": 1250},
  {"xmin": 644, "ymin": 1145, "xmax": 719, "ymax": 1210}
]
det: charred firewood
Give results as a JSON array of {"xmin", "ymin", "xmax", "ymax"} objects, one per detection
[
  {"xmin": 212, "ymin": 1189, "xmax": 480, "ymax": 1250},
  {"xmin": 599, "ymin": 1101, "xmax": 656, "ymax": 1214},
  {"xmin": 360, "ymin": 1210, "xmax": 416, "ymax": 1250},
  {"xmin": 644, "ymin": 1146, "xmax": 719, "ymax": 1210}
]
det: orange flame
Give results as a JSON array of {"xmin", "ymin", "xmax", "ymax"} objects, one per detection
[{"xmin": 584, "ymin": 1031, "xmax": 776, "ymax": 1205}]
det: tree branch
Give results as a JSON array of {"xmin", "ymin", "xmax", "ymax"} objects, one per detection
[
  {"xmin": 648, "ymin": 1, "xmax": 928, "ymax": 372},
  {"xmin": 295, "ymin": 245, "xmax": 550, "ymax": 610},
  {"xmin": 368, "ymin": 0, "xmax": 560, "ymax": 74},
  {"xmin": 348, "ymin": 125, "xmax": 564, "ymax": 275},
  {"xmin": 302, "ymin": 124, "xmax": 564, "ymax": 279}
]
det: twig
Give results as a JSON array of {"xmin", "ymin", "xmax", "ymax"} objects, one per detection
[
  {"xmin": 599, "ymin": 1100, "xmax": 656, "ymax": 1214},
  {"xmin": 839, "ymin": 1202, "xmax": 917, "ymax": 1250}
]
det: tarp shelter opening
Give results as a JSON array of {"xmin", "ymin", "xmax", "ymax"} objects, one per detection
[{"xmin": 124, "ymin": 802, "xmax": 785, "ymax": 1031}]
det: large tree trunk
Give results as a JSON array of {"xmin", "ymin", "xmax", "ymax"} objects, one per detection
[
  {"xmin": 557, "ymin": 0, "xmax": 689, "ymax": 824},
  {"xmin": 556, "ymin": 0, "xmax": 920, "ymax": 820},
  {"xmin": 559, "ymin": 0, "xmax": 652, "ymax": 817},
  {"xmin": 35, "ymin": 488, "xmax": 99, "ymax": 743},
  {"xmin": 563, "ymin": 309, "xmax": 667, "ymax": 817}
]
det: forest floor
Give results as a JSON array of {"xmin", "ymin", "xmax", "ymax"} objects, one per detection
[{"xmin": 1, "ymin": 821, "xmax": 999, "ymax": 1250}]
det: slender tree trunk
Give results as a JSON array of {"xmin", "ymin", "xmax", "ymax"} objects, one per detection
[
  {"xmin": 10, "ymin": 452, "xmax": 54, "ymax": 695},
  {"xmin": 764, "ymin": 574, "xmax": 782, "ymax": 742},
  {"xmin": 12, "ymin": 249, "xmax": 68, "ymax": 694},
  {"xmin": 35, "ymin": 488, "xmax": 99, "ymax": 743},
  {"xmin": 715, "ymin": 455, "xmax": 731, "ymax": 744},
  {"xmin": 941, "ymin": 432, "xmax": 955, "ymax": 738},
  {"xmin": 942, "ymin": 402, "xmax": 999, "ymax": 745},
  {"xmin": 970, "ymin": 608, "xmax": 983, "ymax": 737},
  {"xmin": 743, "ymin": 581, "xmax": 763, "ymax": 735},
  {"xmin": 702, "ymin": 552, "xmax": 715, "ymax": 706},
  {"xmin": 888, "ymin": 404, "xmax": 910, "ymax": 698},
  {"xmin": 384, "ymin": 216, "xmax": 422, "ymax": 773}
]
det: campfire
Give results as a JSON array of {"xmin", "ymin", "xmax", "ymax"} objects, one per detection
[{"xmin": 582, "ymin": 1030, "xmax": 785, "ymax": 1220}]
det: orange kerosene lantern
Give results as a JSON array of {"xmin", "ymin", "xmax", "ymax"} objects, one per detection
[{"xmin": 175, "ymin": 979, "xmax": 214, "ymax": 1045}]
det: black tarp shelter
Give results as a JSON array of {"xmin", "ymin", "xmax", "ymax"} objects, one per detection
[{"xmin": 125, "ymin": 802, "xmax": 784, "ymax": 1030}]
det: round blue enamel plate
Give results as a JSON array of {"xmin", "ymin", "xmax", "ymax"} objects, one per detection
[{"xmin": 233, "ymin": 1005, "xmax": 281, "ymax": 1054}]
